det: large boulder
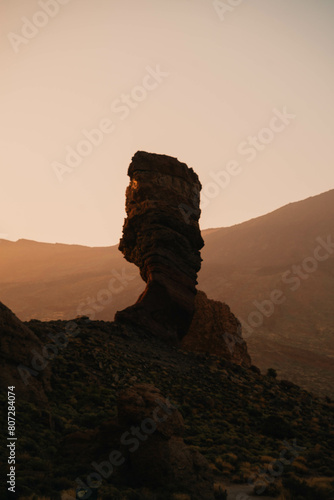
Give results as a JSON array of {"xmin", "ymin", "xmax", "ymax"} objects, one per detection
[
  {"xmin": 117, "ymin": 384, "xmax": 215, "ymax": 499},
  {"xmin": 183, "ymin": 290, "xmax": 251, "ymax": 367},
  {"xmin": 61, "ymin": 384, "xmax": 215, "ymax": 498}
]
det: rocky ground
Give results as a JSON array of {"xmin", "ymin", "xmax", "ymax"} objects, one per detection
[{"xmin": 1, "ymin": 317, "xmax": 333, "ymax": 499}]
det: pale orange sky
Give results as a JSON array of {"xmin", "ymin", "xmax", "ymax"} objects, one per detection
[{"xmin": 1, "ymin": 0, "xmax": 334, "ymax": 246}]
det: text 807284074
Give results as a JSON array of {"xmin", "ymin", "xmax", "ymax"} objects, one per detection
[{"xmin": 7, "ymin": 387, "xmax": 16, "ymax": 494}]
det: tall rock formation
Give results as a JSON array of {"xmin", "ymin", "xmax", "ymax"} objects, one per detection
[
  {"xmin": 115, "ymin": 151, "xmax": 251, "ymax": 366},
  {"xmin": 115, "ymin": 151, "xmax": 204, "ymax": 342}
]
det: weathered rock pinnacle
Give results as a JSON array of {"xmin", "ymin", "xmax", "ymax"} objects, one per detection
[
  {"xmin": 115, "ymin": 151, "xmax": 251, "ymax": 367},
  {"xmin": 115, "ymin": 151, "xmax": 204, "ymax": 342}
]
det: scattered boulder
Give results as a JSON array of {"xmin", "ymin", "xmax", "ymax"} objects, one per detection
[
  {"xmin": 250, "ymin": 365, "xmax": 261, "ymax": 375},
  {"xmin": 279, "ymin": 379, "xmax": 300, "ymax": 391},
  {"xmin": 117, "ymin": 384, "xmax": 215, "ymax": 499}
]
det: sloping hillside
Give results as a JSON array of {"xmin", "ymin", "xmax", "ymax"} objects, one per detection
[
  {"xmin": 1, "ymin": 314, "xmax": 333, "ymax": 499},
  {"xmin": 1, "ymin": 189, "xmax": 333, "ymax": 396},
  {"xmin": 0, "ymin": 238, "xmax": 141, "ymax": 321},
  {"xmin": 198, "ymin": 189, "xmax": 334, "ymax": 396}
]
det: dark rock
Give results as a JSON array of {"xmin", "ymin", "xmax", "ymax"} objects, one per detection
[
  {"xmin": 61, "ymin": 384, "xmax": 215, "ymax": 498},
  {"xmin": 117, "ymin": 383, "xmax": 184, "ymax": 438},
  {"xmin": 117, "ymin": 384, "xmax": 214, "ymax": 499},
  {"xmin": 182, "ymin": 291, "xmax": 251, "ymax": 367},
  {"xmin": 115, "ymin": 151, "xmax": 204, "ymax": 343},
  {"xmin": 0, "ymin": 301, "xmax": 50, "ymax": 402},
  {"xmin": 262, "ymin": 415, "xmax": 294, "ymax": 439},
  {"xmin": 250, "ymin": 365, "xmax": 261, "ymax": 375},
  {"xmin": 115, "ymin": 151, "xmax": 251, "ymax": 367},
  {"xmin": 279, "ymin": 379, "xmax": 300, "ymax": 391}
]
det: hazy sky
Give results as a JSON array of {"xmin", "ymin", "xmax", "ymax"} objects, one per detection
[{"xmin": 1, "ymin": 0, "xmax": 334, "ymax": 246}]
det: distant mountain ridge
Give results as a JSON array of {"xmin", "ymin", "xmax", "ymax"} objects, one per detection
[{"xmin": 1, "ymin": 189, "xmax": 333, "ymax": 396}]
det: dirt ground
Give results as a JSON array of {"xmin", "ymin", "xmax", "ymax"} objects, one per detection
[{"xmin": 225, "ymin": 483, "xmax": 275, "ymax": 500}]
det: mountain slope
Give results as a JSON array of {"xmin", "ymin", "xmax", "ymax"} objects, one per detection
[
  {"xmin": 0, "ymin": 238, "xmax": 142, "ymax": 321},
  {"xmin": 1, "ymin": 189, "xmax": 333, "ymax": 395},
  {"xmin": 198, "ymin": 189, "xmax": 334, "ymax": 396}
]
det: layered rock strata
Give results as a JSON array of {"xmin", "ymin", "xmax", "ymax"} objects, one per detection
[
  {"xmin": 115, "ymin": 151, "xmax": 251, "ymax": 366},
  {"xmin": 115, "ymin": 151, "xmax": 204, "ymax": 342}
]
